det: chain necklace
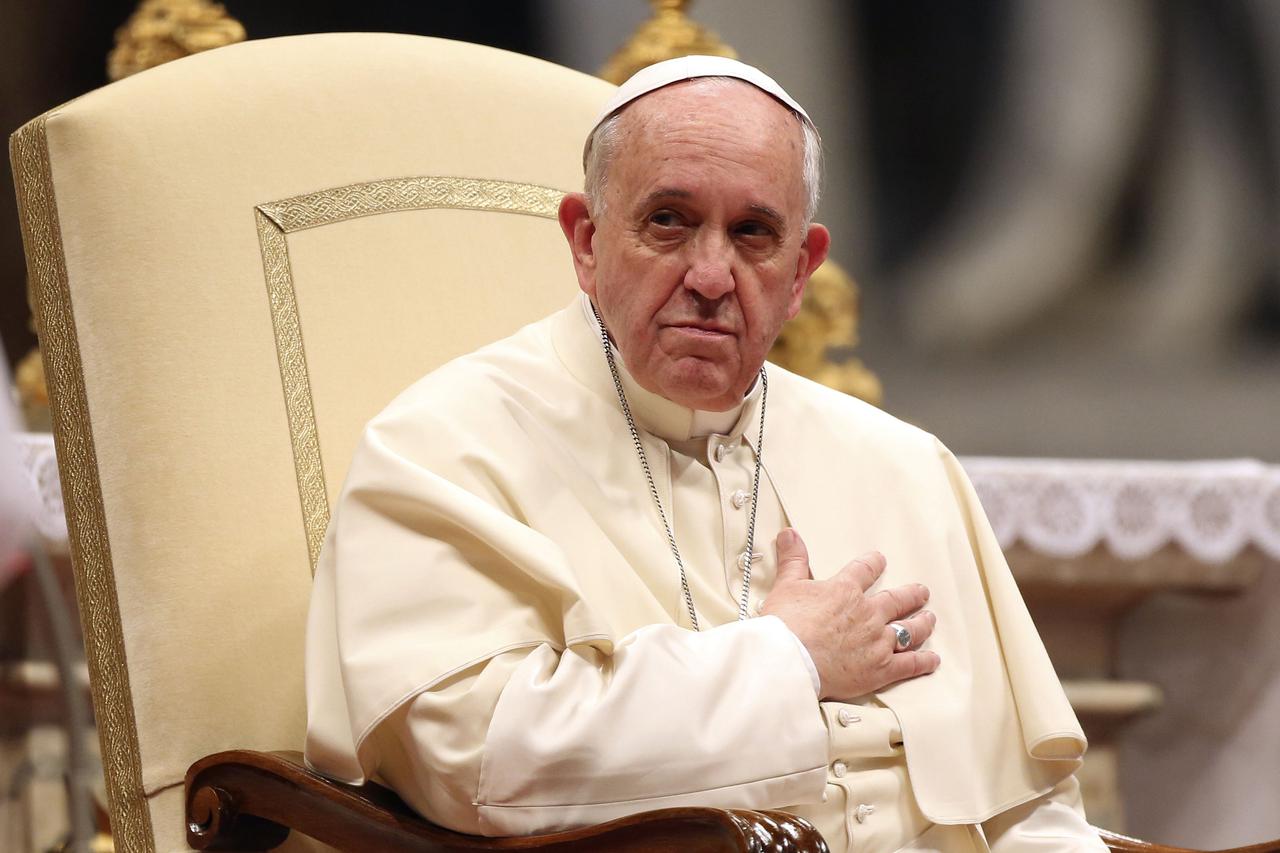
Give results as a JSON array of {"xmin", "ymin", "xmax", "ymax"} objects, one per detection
[{"xmin": 591, "ymin": 303, "xmax": 768, "ymax": 630}]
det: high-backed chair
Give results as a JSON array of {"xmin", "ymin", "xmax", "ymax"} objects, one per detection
[
  {"xmin": 8, "ymin": 32, "xmax": 834, "ymax": 852},
  {"xmin": 11, "ymin": 31, "xmax": 1279, "ymax": 853}
]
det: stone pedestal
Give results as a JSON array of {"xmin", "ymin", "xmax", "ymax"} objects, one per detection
[{"xmin": 1014, "ymin": 545, "xmax": 1267, "ymax": 830}]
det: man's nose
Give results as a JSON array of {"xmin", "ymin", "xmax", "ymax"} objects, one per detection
[{"xmin": 683, "ymin": 234, "xmax": 735, "ymax": 300}]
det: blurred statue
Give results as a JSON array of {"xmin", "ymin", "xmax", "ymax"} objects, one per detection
[
  {"xmin": 14, "ymin": 343, "xmax": 48, "ymax": 432},
  {"xmin": 107, "ymin": 0, "xmax": 246, "ymax": 81},
  {"xmin": 770, "ymin": 260, "xmax": 883, "ymax": 406},
  {"xmin": 600, "ymin": 0, "xmax": 737, "ymax": 85}
]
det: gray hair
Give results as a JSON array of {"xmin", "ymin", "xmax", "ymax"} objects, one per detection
[{"xmin": 582, "ymin": 77, "xmax": 823, "ymax": 226}]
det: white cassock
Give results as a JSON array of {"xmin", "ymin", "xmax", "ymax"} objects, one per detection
[{"xmin": 304, "ymin": 294, "xmax": 1107, "ymax": 852}]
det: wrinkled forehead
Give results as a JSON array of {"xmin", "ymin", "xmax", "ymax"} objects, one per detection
[
  {"xmin": 624, "ymin": 77, "xmax": 802, "ymax": 131},
  {"xmin": 608, "ymin": 82, "xmax": 810, "ymax": 211}
]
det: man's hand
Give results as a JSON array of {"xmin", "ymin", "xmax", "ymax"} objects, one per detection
[{"xmin": 761, "ymin": 528, "xmax": 940, "ymax": 701}]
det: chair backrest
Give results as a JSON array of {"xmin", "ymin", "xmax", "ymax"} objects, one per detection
[{"xmin": 10, "ymin": 33, "xmax": 612, "ymax": 852}]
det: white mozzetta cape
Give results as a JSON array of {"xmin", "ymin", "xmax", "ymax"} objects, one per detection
[{"xmin": 305, "ymin": 301, "xmax": 1086, "ymax": 826}]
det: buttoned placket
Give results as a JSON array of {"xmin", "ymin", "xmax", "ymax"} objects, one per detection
[
  {"xmin": 829, "ymin": 766, "xmax": 885, "ymax": 847},
  {"xmin": 706, "ymin": 433, "xmax": 761, "ymax": 605},
  {"xmin": 820, "ymin": 701, "xmax": 922, "ymax": 850}
]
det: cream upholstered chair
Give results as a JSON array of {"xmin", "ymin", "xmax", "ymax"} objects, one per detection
[{"xmin": 8, "ymin": 32, "xmax": 832, "ymax": 853}]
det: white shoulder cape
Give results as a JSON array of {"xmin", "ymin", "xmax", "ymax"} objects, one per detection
[{"xmin": 305, "ymin": 303, "xmax": 1086, "ymax": 824}]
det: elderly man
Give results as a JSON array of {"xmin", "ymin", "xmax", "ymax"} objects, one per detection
[{"xmin": 305, "ymin": 56, "xmax": 1106, "ymax": 852}]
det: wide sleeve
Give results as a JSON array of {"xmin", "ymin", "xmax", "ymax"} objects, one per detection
[
  {"xmin": 373, "ymin": 616, "xmax": 830, "ymax": 837},
  {"xmin": 981, "ymin": 775, "xmax": 1107, "ymax": 852},
  {"xmin": 304, "ymin": 410, "xmax": 619, "ymax": 785}
]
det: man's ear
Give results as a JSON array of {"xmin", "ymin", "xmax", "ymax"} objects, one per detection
[
  {"xmin": 558, "ymin": 193, "xmax": 598, "ymax": 297},
  {"xmin": 786, "ymin": 223, "xmax": 831, "ymax": 319}
]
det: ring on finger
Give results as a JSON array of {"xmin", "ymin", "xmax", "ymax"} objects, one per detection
[{"xmin": 888, "ymin": 621, "xmax": 912, "ymax": 651}]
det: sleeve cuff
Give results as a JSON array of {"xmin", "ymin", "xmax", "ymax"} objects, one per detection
[{"xmin": 760, "ymin": 615, "xmax": 821, "ymax": 696}]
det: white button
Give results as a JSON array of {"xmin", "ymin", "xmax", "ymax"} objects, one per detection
[
  {"xmin": 737, "ymin": 551, "xmax": 763, "ymax": 571},
  {"xmin": 838, "ymin": 709, "xmax": 861, "ymax": 727},
  {"xmin": 855, "ymin": 803, "xmax": 875, "ymax": 823},
  {"xmin": 831, "ymin": 760, "xmax": 847, "ymax": 778},
  {"xmin": 730, "ymin": 489, "xmax": 748, "ymax": 509},
  {"xmin": 714, "ymin": 442, "xmax": 736, "ymax": 462}
]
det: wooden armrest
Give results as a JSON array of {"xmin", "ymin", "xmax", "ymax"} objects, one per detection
[
  {"xmin": 184, "ymin": 749, "xmax": 830, "ymax": 852},
  {"xmin": 1097, "ymin": 828, "xmax": 1280, "ymax": 853},
  {"xmin": 185, "ymin": 750, "xmax": 1280, "ymax": 853}
]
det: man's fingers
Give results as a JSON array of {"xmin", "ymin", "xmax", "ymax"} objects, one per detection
[
  {"xmin": 873, "ymin": 583, "xmax": 930, "ymax": 622},
  {"xmin": 835, "ymin": 551, "xmax": 887, "ymax": 591},
  {"xmin": 885, "ymin": 610, "xmax": 936, "ymax": 651},
  {"xmin": 884, "ymin": 649, "xmax": 941, "ymax": 685},
  {"xmin": 773, "ymin": 528, "xmax": 813, "ymax": 582}
]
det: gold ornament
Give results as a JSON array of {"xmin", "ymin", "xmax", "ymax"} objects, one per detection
[
  {"xmin": 107, "ymin": 0, "xmax": 246, "ymax": 82},
  {"xmin": 600, "ymin": 0, "xmax": 737, "ymax": 85},
  {"xmin": 15, "ymin": 346, "xmax": 51, "ymax": 430},
  {"xmin": 769, "ymin": 260, "xmax": 883, "ymax": 406}
]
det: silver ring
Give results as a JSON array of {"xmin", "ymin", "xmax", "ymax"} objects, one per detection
[{"xmin": 888, "ymin": 621, "xmax": 912, "ymax": 651}]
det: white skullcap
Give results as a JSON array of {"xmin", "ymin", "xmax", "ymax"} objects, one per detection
[{"xmin": 591, "ymin": 55, "xmax": 813, "ymax": 131}]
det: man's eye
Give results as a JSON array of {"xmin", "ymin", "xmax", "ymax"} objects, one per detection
[
  {"xmin": 649, "ymin": 211, "xmax": 683, "ymax": 228},
  {"xmin": 735, "ymin": 221, "xmax": 776, "ymax": 239}
]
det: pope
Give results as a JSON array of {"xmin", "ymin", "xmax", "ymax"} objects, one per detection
[{"xmin": 304, "ymin": 56, "xmax": 1107, "ymax": 852}]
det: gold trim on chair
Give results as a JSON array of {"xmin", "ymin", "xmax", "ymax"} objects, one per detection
[
  {"xmin": 254, "ymin": 208, "xmax": 331, "ymax": 570},
  {"xmin": 9, "ymin": 115, "xmax": 157, "ymax": 853},
  {"xmin": 254, "ymin": 176, "xmax": 565, "ymax": 572},
  {"xmin": 257, "ymin": 176, "xmax": 564, "ymax": 232}
]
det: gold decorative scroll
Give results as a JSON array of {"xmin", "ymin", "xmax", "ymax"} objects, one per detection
[
  {"xmin": 15, "ymin": 346, "xmax": 51, "ymax": 430},
  {"xmin": 10, "ymin": 115, "xmax": 156, "ymax": 853},
  {"xmin": 770, "ymin": 260, "xmax": 883, "ymax": 406},
  {"xmin": 600, "ymin": 0, "xmax": 737, "ymax": 84},
  {"xmin": 108, "ymin": 0, "xmax": 246, "ymax": 81},
  {"xmin": 255, "ymin": 176, "xmax": 566, "ymax": 571}
]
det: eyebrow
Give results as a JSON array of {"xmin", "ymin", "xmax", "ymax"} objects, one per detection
[
  {"xmin": 746, "ymin": 203, "xmax": 787, "ymax": 230},
  {"xmin": 636, "ymin": 190, "xmax": 790, "ymax": 230},
  {"xmin": 637, "ymin": 188, "xmax": 693, "ymax": 208}
]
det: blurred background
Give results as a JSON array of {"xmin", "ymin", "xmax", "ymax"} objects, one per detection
[
  {"xmin": 4, "ymin": 0, "xmax": 1279, "ymax": 457},
  {"xmin": 2, "ymin": 1, "xmax": 1278, "ymax": 851}
]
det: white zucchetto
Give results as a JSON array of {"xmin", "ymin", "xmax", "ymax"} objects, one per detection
[{"xmin": 591, "ymin": 54, "xmax": 813, "ymax": 132}]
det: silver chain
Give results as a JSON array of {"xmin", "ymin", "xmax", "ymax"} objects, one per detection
[{"xmin": 592, "ymin": 303, "xmax": 767, "ymax": 630}]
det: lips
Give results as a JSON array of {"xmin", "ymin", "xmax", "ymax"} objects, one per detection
[{"xmin": 664, "ymin": 322, "xmax": 735, "ymax": 336}]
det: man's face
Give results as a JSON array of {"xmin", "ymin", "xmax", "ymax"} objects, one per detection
[{"xmin": 559, "ymin": 80, "xmax": 830, "ymax": 412}]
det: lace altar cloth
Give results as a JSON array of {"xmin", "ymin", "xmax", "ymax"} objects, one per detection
[
  {"xmin": 13, "ymin": 432, "xmax": 1280, "ymax": 563},
  {"xmin": 16, "ymin": 432, "xmax": 66, "ymax": 546},
  {"xmin": 963, "ymin": 457, "xmax": 1280, "ymax": 563}
]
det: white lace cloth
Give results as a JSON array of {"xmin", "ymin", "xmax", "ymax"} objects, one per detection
[
  {"xmin": 13, "ymin": 432, "xmax": 1280, "ymax": 563},
  {"xmin": 15, "ymin": 431, "xmax": 67, "ymax": 548},
  {"xmin": 963, "ymin": 457, "xmax": 1280, "ymax": 563}
]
